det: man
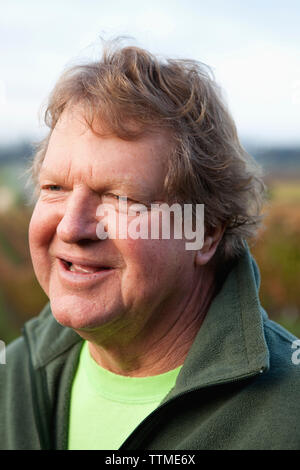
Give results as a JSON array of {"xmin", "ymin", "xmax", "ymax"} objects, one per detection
[{"xmin": 0, "ymin": 42, "xmax": 299, "ymax": 450}]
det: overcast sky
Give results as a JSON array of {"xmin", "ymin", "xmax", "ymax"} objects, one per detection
[{"xmin": 1, "ymin": 0, "xmax": 300, "ymax": 146}]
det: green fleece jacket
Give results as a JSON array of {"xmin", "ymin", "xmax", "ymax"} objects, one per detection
[{"xmin": 1, "ymin": 248, "xmax": 300, "ymax": 450}]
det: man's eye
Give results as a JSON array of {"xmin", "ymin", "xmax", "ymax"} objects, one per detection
[{"xmin": 43, "ymin": 185, "xmax": 62, "ymax": 191}]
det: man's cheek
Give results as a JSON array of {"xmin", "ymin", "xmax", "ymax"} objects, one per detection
[
  {"xmin": 127, "ymin": 240, "xmax": 175, "ymax": 282},
  {"xmin": 29, "ymin": 204, "xmax": 58, "ymax": 248},
  {"xmin": 29, "ymin": 208, "xmax": 55, "ymax": 284}
]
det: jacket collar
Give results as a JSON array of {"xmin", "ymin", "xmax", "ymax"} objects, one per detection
[
  {"xmin": 24, "ymin": 304, "xmax": 81, "ymax": 370},
  {"xmin": 25, "ymin": 246, "xmax": 269, "ymax": 389},
  {"xmin": 166, "ymin": 245, "xmax": 270, "ymax": 399}
]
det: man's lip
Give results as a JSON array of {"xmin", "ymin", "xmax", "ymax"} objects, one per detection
[
  {"xmin": 56, "ymin": 254, "xmax": 112, "ymax": 270},
  {"xmin": 56, "ymin": 257, "xmax": 115, "ymax": 288}
]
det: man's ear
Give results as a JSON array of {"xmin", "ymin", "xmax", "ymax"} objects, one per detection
[{"xmin": 195, "ymin": 225, "xmax": 225, "ymax": 266}]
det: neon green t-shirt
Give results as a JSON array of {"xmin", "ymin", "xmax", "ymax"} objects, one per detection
[{"xmin": 68, "ymin": 341, "xmax": 182, "ymax": 450}]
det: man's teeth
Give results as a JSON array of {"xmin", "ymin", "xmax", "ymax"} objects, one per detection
[{"xmin": 69, "ymin": 263, "xmax": 101, "ymax": 274}]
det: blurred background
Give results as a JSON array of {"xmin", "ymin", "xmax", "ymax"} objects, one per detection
[{"xmin": 0, "ymin": 0, "xmax": 300, "ymax": 344}]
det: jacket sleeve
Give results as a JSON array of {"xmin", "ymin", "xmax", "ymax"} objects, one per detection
[{"xmin": 0, "ymin": 337, "xmax": 41, "ymax": 450}]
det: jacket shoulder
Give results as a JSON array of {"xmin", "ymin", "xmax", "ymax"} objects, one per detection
[
  {"xmin": 0, "ymin": 305, "xmax": 82, "ymax": 450},
  {"xmin": 0, "ymin": 335, "xmax": 31, "ymax": 410},
  {"xmin": 245, "ymin": 318, "xmax": 300, "ymax": 448},
  {"xmin": 0, "ymin": 335, "xmax": 42, "ymax": 449},
  {"xmin": 0, "ymin": 335, "xmax": 28, "ymax": 377},
  {"xmin": 263, "ymin": 317, "xmax": 300, "ymax": 373}
]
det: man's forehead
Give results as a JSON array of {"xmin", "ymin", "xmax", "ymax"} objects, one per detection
[
  {"xmin": 39, "ymin": 164, "xmax": 166, "ymax": 202},
  {"xmin": 53, "ymin": 104, "xmax": 170, "ymax": 143},
  {"xmin": 50, "ymin": 108, "xmax": 171, "ymax": 157},
  {"xmin": 41, "ymin": 105, "xmax": 172, "ymax": 195},
  {"xmin": 39, "ymin": 165, "xmax": 147, "ymax": 189},
  {"xmin": 40, "ymin": 151, "xmax": 167, "ymax": 201},
  {"xmin": 56, "ymin": 103, "xmax": 89, "ymax": 127}
]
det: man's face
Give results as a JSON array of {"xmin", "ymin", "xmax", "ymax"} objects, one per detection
[{"xmin": 29, "ymin": 107, "xmax": 197, "ymax": 341}]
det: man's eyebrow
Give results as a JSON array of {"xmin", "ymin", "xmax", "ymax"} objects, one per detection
[
  {"xmin": 101, "ymin": 179, "xmax": 158, "ymax": 201},
  {"xmin": 38, "ymin": 168, "xmax": 158, "ymax": 199},
  {"xmin": 38, "ymin": 168, "xmax": 131, "ymax": 186}
]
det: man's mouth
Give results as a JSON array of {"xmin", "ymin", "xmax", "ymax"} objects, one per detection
[{"xmin": 61, "ymin": 259, "xmax": 112, "ymax": 274}]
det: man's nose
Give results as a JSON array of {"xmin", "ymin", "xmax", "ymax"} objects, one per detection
[{"xmin": 56, "ymin": 189, "xmax": 100, "ymax": 243}]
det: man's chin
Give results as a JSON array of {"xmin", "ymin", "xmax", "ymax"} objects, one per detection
[
  {"xmin": 49, "ymin": 297, "xmax": 119, "ymax": 331},
  {"xmin": 52, "ymin": 311, "xmax": 102, "ymax": 330}
]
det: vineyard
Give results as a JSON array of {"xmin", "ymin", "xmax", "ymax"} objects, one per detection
[{"xmin": 251, "ymin": 180, "xmax": 300, "ymax": 336}]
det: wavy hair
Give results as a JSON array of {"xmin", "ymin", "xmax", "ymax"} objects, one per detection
[{"xmin": 31, "ymin": 40, "xmax": 265, "ymax": 261}]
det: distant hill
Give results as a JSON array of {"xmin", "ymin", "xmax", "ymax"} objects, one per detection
[
  {"xmin": 0, "ymin": 142, "xmax": 34, "ymax": 164},
  {"xmin": 253, "ymin": 147, "xmax": 300, "ymax": 173},
  {"xmin": 0, "ymin": 140, "xmax": 300, "ymax": 176}
]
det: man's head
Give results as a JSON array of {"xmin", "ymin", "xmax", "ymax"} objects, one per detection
[
  {"xmin": 31, "ymin": 41, "xmax": 265, "ymax": 262},
  {"xmin": 28, "ymin": 41, "xmax": 265, "ymax": 343}
]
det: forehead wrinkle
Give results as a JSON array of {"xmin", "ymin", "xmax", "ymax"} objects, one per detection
[
  {"xmin": 39, "ymin": 157, "xmax": 73, "ymax": 184},
  {"xmin": 92, "ymin": 176, "xmax": 156, "ymax": 199},
  {"xmin": 38, "ymin": 164, "xmax": 155, "ymax": 199}
]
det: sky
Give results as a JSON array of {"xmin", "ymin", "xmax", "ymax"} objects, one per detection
[{"xmin": 0, "ymin": 0, "xmax": 300, "ymax": 146}]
